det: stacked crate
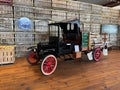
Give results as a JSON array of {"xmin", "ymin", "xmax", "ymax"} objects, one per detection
[
  {"xmin": 80, "ymin": 13, "xmax": 91, "ymax": 23},
  {"xmin": 83, "ymin": 23, "xmax": 91, "ymax": 32},
  {"xmin": 34, "ymin": 8, "xmax": 51, "ymax": 20},
  {"xmin": 33, "ymin": 0, "xmax": 51, "ymax": 48},
  {"xmin": 91, "ymin": 4, "xmax": 102, "ymax": 14},
  {"xmin": 35, "ymin": 33, "xmax": 49, "ymax": 44},
  {"xmin": 102, "ymin": 16, "xmax": 111, "ymax": 24},
  {"xmin": 109, "ymin": 34, "xmax": 118, "ymax": 46},
  {"xmin": 91, "ymin": 14, "xmax": 102, "ymax": 24},
  {"xmin": 67, "ymin": 0, "xmax": 80, "ymax": 11},
  {"xmin": 34, "ymin": 0, "xmax": 52, "ymax": 8},
  {"xmin": 0, "ymin": 45, "xmax": 15, "ymax": 64},
  {"xmin": 0, "ymin": 4, "xmax": 14, "ymax": 45},
  {"xmin": 110, "ymin": 9, "xmax": 119, "ymax": 24},
  {"xmin": 0, "ymin": 1, "xmax": 15, "ymax": 64},
  {"xmin": 67, "ymin": 12, "xmax": 79, "ymax": 19},
  {"xmin": 13, "ymin": 0, "xmax": 33, "ymax": 6},
  {"xmin": 0, "ymin": 18, "xmax": 13, "ymax": 32},
  {"xmin": 79, "ymin": 2, "xmax": 91, "ymax": 13},
  {"xmin": 0, "ymin": 32, "xmax": 14, "ymax": 44},
  {"xmin": 92, "ymin": 5, "xmax": 102, "ymax": 23},
  {"xmin": 52, "ymin": 10, "xmax": 66, "ymax": 21},
  {"xmin": 34, "ymin": 20, "xmax": 49, "ymax": 44},
  {"xmin": 52, "ymin": 0, "xmax": 67, "ymax": 22},
  {"xmin": 15, "ymin": 32, "xmax": 34, "ymax": 45},
  {"xmin": 14, "ymin": 5, "xmax": 34, "ymax": 32},
  {"xmin": 90, "ymin": 4, "xmax": 102, "ymax": 33},
  {"xmin": 52, "ymin": 0, "xmax": 66, "ymax": 10},
  {"xmin": 91, "ymin": 24, "xmax": 100, "ymax": 33},
  {"xmin": 15, "ymin": 44, "xmax": 34, "ymax": 57},
  {"xmin": 35, "ymin": 20, "xmax": 48, "ymax": 33},
  {"xmin": 79, "ymin": 2, "xmax": 92, "ymax": 33},
  {"xmin": 80, "ymin": 15, "xmax": 90, "ymax": 33},
  {"xmin": 102, "ymin": 7, "xmax": 111, "ymax": 24},
  {"xmin": 13, "ymin": 0, "xmax": 34, "ymax": 57}
]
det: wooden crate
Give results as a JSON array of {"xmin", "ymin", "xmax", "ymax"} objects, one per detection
[
  {"xmin": 0, "ymin": 45, "xmax": 15, "ymax": 65},
  {"xmin": 13, "ymin": 0, "xmax": 33, "ymax": 6},
  {"xmin": 92, "ymin": 4, "xmax": 102, "ymax": 14},
  {"xmin": 118, "ymin": 17, "xmax": 120, "ymax": 25},
  {"xmin": 52, "ymin": 0, "xmax": 66, "ymax": 9},
  {"xmin": 110, "ymin": 34, "xmax": 117, "ymax": 41},
  {"xmin": 80, "ymin": 13, "xmax": 91, "ymax": 22},
  {"xmin": 102, "ymin": 7, "xmax": 111, "ymax": 16},
  {"xmin": 111, "ymin": 9, "xmax": 119, "ymax": 17},
  {"xmin": 67, "ymin": 0, "xmax": 80, "ymax": 11},
  {"xmin": 80, "ymin": 2, "xmax": 91, "ymax": 13},
  {"xmin": 34, "ymin": 0, "xmax": 51, "ymax": 8},
  {"xmin": 52, "ymin": 10, "xmax": 66, "ymax": 21},
  {"xmin": 102, "ymin": 16, "xmax": 111, "ymax": 24},
  {"xmin": 34, "ymin": 8, "xmax": 51, "ymax": 20},
  {"xmin": 0, "ymin": 32, "xmax": 14, "ymax": 44},
  {"xmin": 89, "ymin": 33, "xmax": 101, "ymax": 47},
  {"xmin": 67, "ymin": 12, "xmax": 79, "ymax": 19},
  {"xmin": 0, "ymin": 18, "xmax": 13, "ymax": 31},
  {"xmin": 83, "ymin": 23, "xmax": 90, "ymax": 32},
  {"xmin": 15, "ymin": 32, "xmax": 34, "ymax": 44},
  {"xmin": 91, "ymin": 14, "xmax": 102, "ymax": 23},
  {"xmin": 110, "ymin": 17, "xmax": 118, "ymax": 24},
  {"xmin": 14, "ymin": 5, "xmax": 34, "ymax": 19},
  {"xmin": 15, "ymin": 44, "xmax": 34, "ymax": 57},
  {"xmin": 35, "ymin": 33, "xmax": 49, "ymax": 44},
  {"xmin": 91, "ymin": 24, "xmax": 100, "ymax": 33},
  {"xmin": 0, "ymin": 5, "xmax": 13, "ymax": 18},
  {"xmin": 35, "ymin": 20, "xmax": 48, "ymax": 32}
]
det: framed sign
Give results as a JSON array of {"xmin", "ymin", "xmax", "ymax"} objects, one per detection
[
  {"xmin": 17, "ymin": 17, "xmax": 33, "ymax": 30},
  {"xmin": 82, "ymin": 32, "xmax": 89, "ymax": 48}
]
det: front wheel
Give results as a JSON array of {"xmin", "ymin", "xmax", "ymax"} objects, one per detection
[
  {"xmin": 41, "ymin": 55, "xmax": 57, "ymax": 75},
  {"xmin": 27, "ymin": 50, "xmax": 39, "ymax": 65},
  {"xmin": 93, "ymin": 48, "xmax": 102, "ymax": 61}
]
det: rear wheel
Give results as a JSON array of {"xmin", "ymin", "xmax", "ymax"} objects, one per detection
[
  {"xmin": 93, "ymin": 48, "xmax": 102, "ymax": 61},
  {"xmin": 41, "ymin": 55, "xmax": 57, "ymax": 75},
  {"xmin": 27, "ymin": 50, "xmax": 39, "ymax": 65}
]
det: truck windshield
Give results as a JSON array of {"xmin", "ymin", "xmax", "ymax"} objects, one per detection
[{"xmin": 49, "ymin": 25, "xmax": 62, "ymax": 38}]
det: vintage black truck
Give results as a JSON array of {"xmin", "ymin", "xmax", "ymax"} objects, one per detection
[{"xmin": 27, "ymin": 19, "xmax": 108, "ymax": 75}]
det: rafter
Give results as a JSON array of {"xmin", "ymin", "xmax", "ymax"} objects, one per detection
[{"xmin": 103, "ymin": 0, "xmax": 120, "ymax": 7}]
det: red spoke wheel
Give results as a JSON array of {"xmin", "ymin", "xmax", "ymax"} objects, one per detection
[
  {"xmin": 41, "ymin": 55, "xmax": 57, "ymax": 75},
  {"xmin": 93, "ymin": 48, "xmax": 102, "ymax": 61},
  {"xmin": 27, "ymin": 50, "xmax": 39, "ymax": 65}
]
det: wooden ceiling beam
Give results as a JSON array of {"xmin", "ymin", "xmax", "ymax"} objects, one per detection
[{"xmin": 103, "ymin": 0, "xmax": 120, "ymax": 7}]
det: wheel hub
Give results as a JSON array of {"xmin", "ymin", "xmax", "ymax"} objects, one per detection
[{"xmin": 47, "ymin": 62, "xmax": 52, "ymax": 66}]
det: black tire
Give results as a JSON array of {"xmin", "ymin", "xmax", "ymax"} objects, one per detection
[
  {"xmin": 27, "ymin": 50, "xmax": 39, "ymax": 65},
  {"xmin": 40, "ymin": 54, "xmax": 57, "ymax": 75},
  {"xmin": 93, "ymin": 48, "xmax": 102, "ymax": 61}
]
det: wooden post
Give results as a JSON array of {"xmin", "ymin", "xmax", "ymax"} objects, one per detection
[
  {"xmin": 88, "ymin": 32, "xmax": 91, "ymax": 50},
  {"xmin": 103, "ymin": 33, "xmax": 107, "ymax": 43}
]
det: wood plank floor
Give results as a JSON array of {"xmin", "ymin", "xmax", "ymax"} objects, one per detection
[{"xmin": 0, "ymin": 50, "xmax": 120, "ymax": 90}]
